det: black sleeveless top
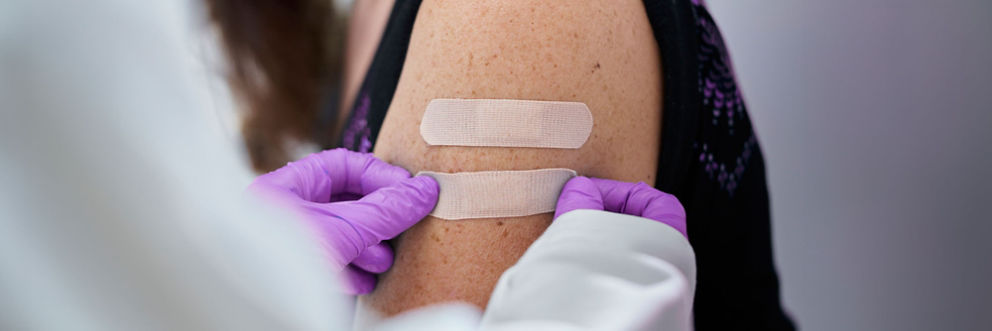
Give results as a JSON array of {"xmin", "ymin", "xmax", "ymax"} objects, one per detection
[{"xmin": 335, "ymin": 1, "xmax": 795, "ymax": 329}]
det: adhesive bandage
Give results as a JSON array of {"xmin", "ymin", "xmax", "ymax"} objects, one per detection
[
  {"xmin": 416, "ymin": 168, "xmax": 578, "ymax": 220},
  {"xmin": 420, "ymin": 99, "xmax": 593, "ymax": 149}
]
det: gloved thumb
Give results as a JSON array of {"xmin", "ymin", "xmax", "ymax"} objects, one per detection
[
  {"xmin": 331, "ymin": 175, "xmax": 439, "ymax": 247},
  {"xmin": 554, "ymin": 176, "xmax": 605, "ymax": 219}
]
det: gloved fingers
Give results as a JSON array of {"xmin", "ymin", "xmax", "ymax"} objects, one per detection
[
  {"xmin": 554, "ymin": 176, "xmax": 605, "ymax": 219},
  {"xmin": 639, "ymin": 192, "xmax": 688, "ymax": 238},
  {"xmin": 351, "ymin": 242, "xmax": 394, "ymax": 274},
  {"xmin": 328, "ymin": 148, "xmax": 412, "ymax": 196},
  {"xmin": 332, "ymin": 175, "xmax": 439, "ymax": 245},
  {"xmin": 590, "ymin": 177, "xmax": 688, "ymax": 237},
  {"xmin": 247, "ymin": 157, "xmax": 331, "ymax": 203},
  {"xmin": 588, "ymin": 177, "xmax": 642, "ymax": 214},
  {"xmin": 249, "ymin": 149, "xmax": 411, "ymax": 203},
  {"xmin": 340, "ymin": 265, "xmax": 377, "ymax": 295}
]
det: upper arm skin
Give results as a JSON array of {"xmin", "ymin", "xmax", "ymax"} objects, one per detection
[{"xmin": 365, "ymin": 0, "xmax": 662, "ymax": 315}]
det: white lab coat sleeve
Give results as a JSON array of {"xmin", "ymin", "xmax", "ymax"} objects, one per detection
[
  {"xmin": 0, "ymin": 1, "xmax": 349, "ymax": 330},
  {"xmin": 478, "ymin": 209, "xmax": 696, "ymax": 331}
]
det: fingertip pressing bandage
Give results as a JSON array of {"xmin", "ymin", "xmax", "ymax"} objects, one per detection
[
  {"xmin": 420, "ymin": 99, "xmax": 593, "ymax": 149},
  {"xmin": 418, "ymin": 169, "xmax": 577, "ymax": 220}
]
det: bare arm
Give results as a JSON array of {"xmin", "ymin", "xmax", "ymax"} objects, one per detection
[{"xmin": 366, "ymin": 0, "xmax": 662, "ymax": 316}]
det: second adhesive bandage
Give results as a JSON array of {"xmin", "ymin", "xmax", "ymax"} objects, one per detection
[
  {"xmin": 420, "ymin": 99, "xmax": 593, "ymax": 149},
  {"xmin": 417, "ymin": 169, "xmax": 577, "ymax": 220}
]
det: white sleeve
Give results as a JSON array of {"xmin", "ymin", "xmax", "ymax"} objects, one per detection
[
  {"xmin": 479, "ymin": 209, "xmax": 696, "ymax": 331},
  {"xmin": 0, "ymin": 1, "xmax": 348, "ymax": 330}
]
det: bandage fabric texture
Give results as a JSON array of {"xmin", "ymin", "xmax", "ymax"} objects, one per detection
[
  {"xmin": 416, "ymin": 169, "xmax": 577, "ymax": 220},
  {"xmin": 420, "ymin": 99, "xmax": 593, "ymax": 149}
]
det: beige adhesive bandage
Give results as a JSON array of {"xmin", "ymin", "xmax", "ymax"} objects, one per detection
[
  {"xmin": 420, "ymin": 99, "xmax": 593, "ymax": 149},
  {"xmin": 416, "ymin": 168, "xmax": 577, "ymax": 220}
]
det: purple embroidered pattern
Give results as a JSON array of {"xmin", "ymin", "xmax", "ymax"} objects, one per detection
[
  {"xmin": 694, "ymin": 3, "xmax": 757, "ymax": 196},
  {"xmin": 695, "ymin": 136, "xmax": 756, "ymax": 195},
  {"xmin": 341, "ymin": 93, "xmax": 373, "ymax": 153}
]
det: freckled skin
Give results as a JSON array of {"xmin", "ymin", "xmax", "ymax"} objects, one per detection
[{"xmin": 362, "ymin": 0, "xmax": 662, "ymax": 316}]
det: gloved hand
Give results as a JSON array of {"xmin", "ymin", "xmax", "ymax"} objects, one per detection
[
  {"xmin": 555, "ymin": 176, "xmax": 687, "ymax": 238},
  {"xmin": 248, "ymin": 148, "xmax": 438, "ymax": 294}
]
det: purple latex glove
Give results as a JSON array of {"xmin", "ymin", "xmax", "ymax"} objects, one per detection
[
  {"xmin": 247, "ymin": 148, "xmax": 438, "ymax": 294},
  {"xmin": 555, "ymin": 176, "xmax": 687, "ymax": 238}
]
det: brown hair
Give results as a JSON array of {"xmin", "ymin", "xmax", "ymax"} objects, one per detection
[{"xmin": 205, "ymin": 0, "xmax": 344, "ymax": 172}]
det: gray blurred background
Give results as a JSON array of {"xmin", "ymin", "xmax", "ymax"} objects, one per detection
[{"xmin": 706, "ymin": 0, "xmax": 992, "ymax": 330}]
